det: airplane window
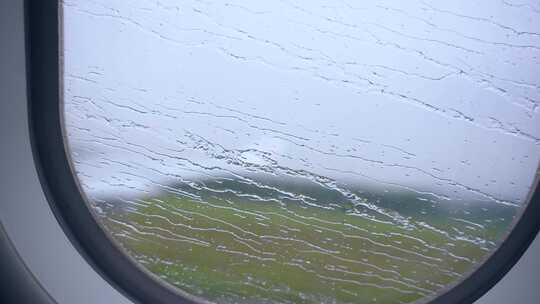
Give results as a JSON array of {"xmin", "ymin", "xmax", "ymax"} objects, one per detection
[{"xmin": 57, "ymin": 0, "xmax": 540, "ymax": 303}]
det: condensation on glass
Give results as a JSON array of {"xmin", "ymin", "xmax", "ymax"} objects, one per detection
[{"xmin": 61, "ymin": 1, "xmax": 540, "ymax": 303}]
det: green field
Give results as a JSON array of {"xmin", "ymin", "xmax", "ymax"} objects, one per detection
[{"xmin": 95, "ymin": 178, "xmax": 517, "ymax": 304}]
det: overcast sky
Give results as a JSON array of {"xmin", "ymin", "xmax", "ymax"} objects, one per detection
[{"xmin": 61, "ymin": 0, "xmax": 540, "ymax": 205}]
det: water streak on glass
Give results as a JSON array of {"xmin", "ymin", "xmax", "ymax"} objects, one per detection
[{"xmin": 62, "ymin": 0, "xmax": 540, "ymax": 303}]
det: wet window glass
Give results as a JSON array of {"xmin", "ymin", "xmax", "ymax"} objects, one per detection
[{"xmin": 61, "ymin": 1, "xmax": 540, "ymax": 303}]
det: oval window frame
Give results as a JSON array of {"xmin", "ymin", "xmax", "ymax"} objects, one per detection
[{"xmin": 26, "ymin": 1, "xmax": 540, "ymax": 303}]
